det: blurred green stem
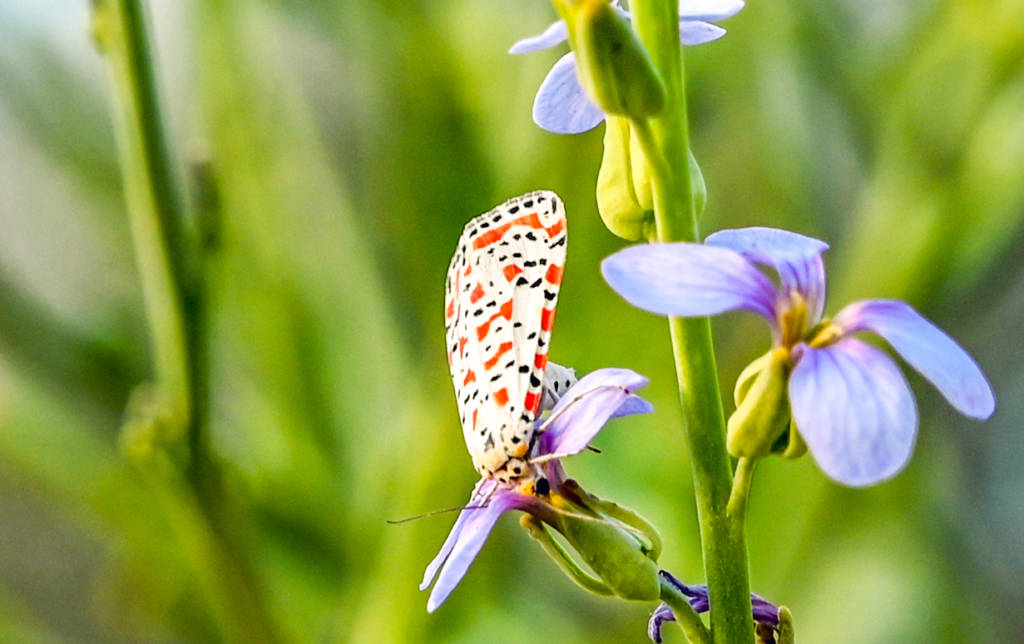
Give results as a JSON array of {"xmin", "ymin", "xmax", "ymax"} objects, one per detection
[
  {"xmin": 91, "ymin": 1, "xmax": 276, "ymax": 641},
  {"xmin": 91, "ymin": 0, "xmax": 190, "ymax": 426},
  {"xmin": 629, "ymin": 0, "xmax": 755, "ymax": 641}
]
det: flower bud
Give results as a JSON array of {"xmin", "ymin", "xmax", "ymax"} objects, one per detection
[
  {"xmin": 555, "ymin": 0, "xmax": 665, "ymax": 119},
  {"xmin": 597, "ymin": 116, "xmax": 653, "ymax": 241},
  {"xmin": 548, "ymin": 492, "xmax": 660, "ymax": 600},
  {"xmin": 771, "ymin": 420, "xmax": 807, "ymax": 459},
  {"xmin": 727, "ymin": 348, "xmax": 792, "ymax": 459}
]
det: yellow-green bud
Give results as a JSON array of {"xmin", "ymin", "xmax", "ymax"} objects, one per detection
[
  {"xmin": 550, "ymin": 494, "xmax": 659, "ymax": 600},
  {"xmin": 555, "ymin": 0, "xmax": 665, "ymax": 119},
  {"xmin": 734, "ymin": 350, "xmax": 772, "ymax": 406},
  {"xmin": 597, "ymin": 116, "xmax": 653, "ymax": 240},
  {"xmin": 560, "ymin": 514, "xmax": 660, "ymax": 600},
  {"xmin": 773, "ymin": 420, "xmax": 808, "ymax": 459},
  {"xmin": 727, "ymin": 348, "xmax": 792, "ymax": 459}
]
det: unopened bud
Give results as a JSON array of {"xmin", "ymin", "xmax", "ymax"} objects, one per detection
[
  {"xmin": 555, "ymin": 0, "xmax": 665, "ymax": 119},
  {"xmin": 728, "ymin": 348, "xmax": 792, "ymax": 459},
  {"xmin": 549, "ymin": 493, "xmax": 659, "ymax": 600},
  {"xmin": 597, "ymin": 116, "xmax": 653, "ymax": 240}
]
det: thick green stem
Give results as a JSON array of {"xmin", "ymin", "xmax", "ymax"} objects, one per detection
[
  {"xmin": 629, "ymin": 1, "xmax": 755, "ymax": 641},
  {"xmin": 659, "ymin": 574, "xmax": 712, "ymax": 644}
]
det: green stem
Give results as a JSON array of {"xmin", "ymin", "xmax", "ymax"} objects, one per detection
[
  {"xmin": 727, "ymin": 457, "xmax": 757, "ymax": 521},
  {"xmin": 92, "ymin": 2, "xmax": 277, "ymax": 641},
  {"xmin": 659, "ymin": 574, "xmax": 712, "ymax": 644},
  {"xmin": 629, "ymin": 1, "xmax": 755, "ymax": 641},
  {"xmin": 91, "ymin": 0, "xmax": 190, "ymax": 427}
]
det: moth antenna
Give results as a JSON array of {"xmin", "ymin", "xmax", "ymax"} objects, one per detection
[{"xmin": 387, "ymin": 503, "xmax": 489, "ymax": 525}]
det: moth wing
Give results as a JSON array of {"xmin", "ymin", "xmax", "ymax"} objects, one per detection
[{"xmin": 445, "ymin": 191, "xmax": 567, "ymax": 475}]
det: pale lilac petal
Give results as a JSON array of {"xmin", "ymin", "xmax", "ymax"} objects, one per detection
[
  {"xmin": 426, "ymin": 488, "xmax": 534, "ymax": 612},
  {"xmin": 612, "ymin": 394, "xmax": 655, "ymax": 419},
  {"xmin": 833, "ymin": 300, "xmax": 995, "ymax": 419},
  {"xmin": 678, "ymin": 0, "xmax": 745, "ymax": 21},
  {"xmin": 789, "ymin": 338, "xmax": 918, "ymax": 487},
  {"xmin": 602, "ymin": 242, "xmax": 779, "ymax": 323},
  {"xmin": 680, "ymin": 21, "xmax": 726, "ymax": 45},
  {"xmin": 509, "ymin": 20, "xmax": 568, "ymax": 54},
  {"xmin": 539, "ymin": 367, "xmax": 650, "ymax": 457},
  {"xmin": 420, "ymin": 478, "xmax": 495, "ymax": 590},
  {"xmin": 533, "ymin": 53, "xmax": 606, "ymax": 134},
  {"xmin": 706, "ymin": 227, "xmax": 829, "ymax": 322}
]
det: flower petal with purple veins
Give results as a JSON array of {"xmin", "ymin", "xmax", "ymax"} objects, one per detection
[
  {"xmin": 509, "ymin": 19, "xmax": 568, "ymax": 55},
  {"xmin": 678, "ymin": 0, "xmax": 746, "ymax": 21},
  {"xmin": 705, "ymin": 227, "xmax": 829, "ymax": 322},
  {"xmin": 789, "ymin": 338, "xmax": 918, "ymax": 487},
  {"xmin": 833, "ymin": 300, "xmax": 996, "ymax": 420},
  {"xmin": 679, "ymin": 21, "xmax": 727, "ymax": 45},
  {"xmin": 426, "ymin": 488, "xmax": 537, "ymax": 612},
  {"xmin": 539, "ymin": 367, "xmax": 651, "ymax": 457},
  {"xmin": 532, "ymin": 52, "xmax": 607, "ymax": 134},
  {"xmin": 602, "ymin": 242, "xmax": 780, "ymax": 323}
]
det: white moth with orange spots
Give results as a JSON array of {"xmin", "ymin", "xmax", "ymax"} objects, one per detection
[{"xmin": 444, "ymin": 191, "xmax": 575, "ymax": 488}]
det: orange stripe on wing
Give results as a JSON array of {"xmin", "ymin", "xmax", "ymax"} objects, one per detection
[
  {"xmin": 524, "ymin": 391, "xmax": 540, "ymax": 415},
  {"xmin": 484, "ymin": 341, "xmax": 514, "ymax": 370},
  {"xmin": 493, "ymin": 387, "xmax": 509, "ymax": 406},
  {"xmin": 503, "ymin": 264, "xmax": 523, "ymax": 281},
  {"xmin": 471, "ymin": 213, "xmax": 546, "ymax": 250},
  {"xmin": 469, "ymin": 283, "xmax": 485, "ymax": 303},
  {"xmin": 540, "ymin": 307, "xmax": 555, "ymax": 332},
  {"xmin": 545, "ymin": 263, "xmax": 563, "ymax": 285}
]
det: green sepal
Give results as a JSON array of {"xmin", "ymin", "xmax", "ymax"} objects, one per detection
[
  {"xmin": 727, "ymin": 348, "xmax": 792, "ymax": 459},
  {"xmin": 555, "ymin": 0, "xmax": 665, "ymax": 119},
  {"xmin": 776, "ymin": 420, "xmax": 808, "ymax": 459},
  {"xmin": 522, "ymin": 516, "xmax": 613, "ymax": 596},
  {"xmin": 597, "ymin": 116, "xmax": 653, "ymax": 240},
  {"xmin": 734, "ymin": 350, "xmax": 772, "ymax": 406},
  {"xmin": 778, "ymin": 606, "xmax": 795, "ymax": 644}
]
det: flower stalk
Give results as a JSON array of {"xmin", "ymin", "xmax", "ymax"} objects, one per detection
[
  {"xmin": 627, "ymin": 0, "xmax": 755, "ymax": 641},
  {"xmin": 92, "ymin": 1, "xmax": 277, "ymax": 640},
  {"xmin": 91, "ymin": 0, "xmax": 191, "ymax": 433}
]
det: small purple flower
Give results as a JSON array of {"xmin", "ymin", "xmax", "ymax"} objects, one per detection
[
  {"xmin": 602, "ymin": 227, "xmax": 995, "ymax": 486},
  {"xmin": 649, "ymin": 571, "xmax": 779, "ymax": 643},
  {"xmin": 510, "ymin": 0, "xmax": 745, "ymax": 134},
  {"xmin": 420, "ymin": 367, "xmax": 653, "ymax": 611}
]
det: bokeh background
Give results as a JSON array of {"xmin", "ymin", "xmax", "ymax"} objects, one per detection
[{"xmin": 1, "ymin": 0, "xmax": 1022, "ymax": 641}]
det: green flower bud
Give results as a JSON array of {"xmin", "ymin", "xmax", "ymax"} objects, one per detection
[
  {"xmin": 555, "ymin": 0, "xmax": 665, "ymax": 119},
  {"xmin": 549, "ymin": 493, "xmax": 660, "ymax": 601},
  {"xmin": 597, "ymin": 116, "xmax": 654, "ymax": 240},
  {"xmin": 727, "ymin": 348, "xmax": 792, "ymax": 459},
  {"xmin": 771, "ymin": 420, "xmax": 807, "ymax": 459}
]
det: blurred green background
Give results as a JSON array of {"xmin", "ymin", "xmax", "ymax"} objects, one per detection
[{"xmin": 0, "ymin": 0, "xmax": 1022, "ymax": 641}]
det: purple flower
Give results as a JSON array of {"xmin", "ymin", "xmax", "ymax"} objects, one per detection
[
  {"xmin": 648, "ymin": 571, "xmax": 779, "ymax": 643},
  {"xmin": 420, "ymin": 367, "xmax": 653, "ymax": 611},
  {"xmin": 510, "ymin": 0, "xmax": 745, "ymax": 134},
  {"xmin": 602, "ymin": 227, "xmax": 995, "ymax": 486}
]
